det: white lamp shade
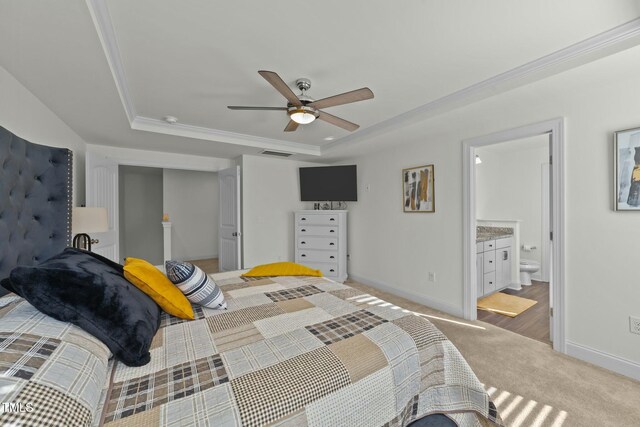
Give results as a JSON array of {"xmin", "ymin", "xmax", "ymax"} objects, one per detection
[{"xmin": 72, "ymin": 207, "xmax": 109, "ymax": 234}]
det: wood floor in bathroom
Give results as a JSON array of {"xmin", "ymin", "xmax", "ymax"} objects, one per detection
[{"xmin": 477, "ymin": 280, "xmax": 550, "ymax": 344}]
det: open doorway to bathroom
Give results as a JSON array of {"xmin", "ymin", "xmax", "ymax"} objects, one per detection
[
  {"xmin": 462, "ymin": 118, "xmax": 566, "ymax": 353},
  {"xmin": 474, "ymin": 135, "xmax": 551, "ymax": 344}
]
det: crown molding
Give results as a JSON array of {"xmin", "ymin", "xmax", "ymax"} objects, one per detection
[
  {"xmin": 86, "ymin": 0, "xmax": 136, "ymax": 123},
  {"xmin": 131, "ymin": 117, "xmax": 321, "ymax": 156},
  {"xmin": 321, "ymin": 17, "xmax": 640, "ymax": 153},
  {"xmin": 86, "ymin": 0, "xmax": 321, "ymax": 156}
]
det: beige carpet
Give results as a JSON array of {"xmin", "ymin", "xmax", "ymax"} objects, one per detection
[
  {"xmin": 346, "ymin": 280, "xmax": 640, "ymax": 427},
  {"xmin": 477, "ymin": 292, "xmax": 537, "ymax": 317}
]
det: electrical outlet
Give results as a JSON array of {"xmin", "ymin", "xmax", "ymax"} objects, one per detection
[
  {"xmin": 630, "ymin": 316, "xmax": 640, "ymax": 335},
  {"xmin": 428, "ymin": 272, "xmax": 436, "ymax": 282}
]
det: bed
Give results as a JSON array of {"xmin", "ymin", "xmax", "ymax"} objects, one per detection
[{"xmin": 0, "ymin": 127, "xmax": 501, "ymax": 426}]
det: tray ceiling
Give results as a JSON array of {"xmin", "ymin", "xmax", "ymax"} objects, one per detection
[{"xmin": 1, "ymin": 0, "xmax": 639, "ymax": 159}]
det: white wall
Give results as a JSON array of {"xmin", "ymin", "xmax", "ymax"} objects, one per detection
[
  {"xmin": 476, "ymin": 135, "xmax": 549, "ymax": 267},
  {"xmin": 341, "ymin": 44, "xmax": 640, "ymax": 371},
  {"xmin": 119, "ymin": 166, "xmax": 164, "ymax": 265},
  {"xmin": 241, "ymin": 155, "xmax": 321, "ymax": 268},
  {"xmin": 163, "ymin": 169, "xmax": 218, "ymax": 261},
  {"xmin": 0, "ymin": 66, "xmax": 87, "ymax": 204}
]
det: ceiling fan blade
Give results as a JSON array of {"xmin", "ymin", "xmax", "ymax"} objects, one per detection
[
  {"xmin": 308, "ymin": 87, "xmax": 373, "ymax": 110},
  {"xmin": 317, "ymin": 111, "xmax": 359, "ymax": 132},
  {"xmin": 284, "ymin": 120, "xmax": 299, "ymax": 132},
  {"xmin": 227, "ymin": 106, "xmax": 288, "ymax": 110},
  {"xmin": 258, "ymin": 70, "xmax": 302, "ymax": 107}
]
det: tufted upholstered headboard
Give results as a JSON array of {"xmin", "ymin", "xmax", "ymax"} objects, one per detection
[{"xmin": 0, "ymin": 126, "xmax": 73, "ymax": 296}]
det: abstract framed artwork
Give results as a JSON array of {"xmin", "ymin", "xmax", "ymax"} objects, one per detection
[
  {"xmin": 614, "ymin": 126, "xmax": 640, "ymax": 211},
  {"xmin": 402, "ymin": 164, "xmax": 435, "ymax": 213}
]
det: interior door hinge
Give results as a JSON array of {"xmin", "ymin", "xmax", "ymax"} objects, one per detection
[
  {"xmin": 550, "ymin": 231, "xmax": 553, "ymax": 241},
  {"xmin": 550, "ymin": 307, "xmax": 553, "ymax": 317},
  {"xmin": 549, "ymin": 155, "xmax": 553, "ymax": 165}
]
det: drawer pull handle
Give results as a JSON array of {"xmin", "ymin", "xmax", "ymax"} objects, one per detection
[
  {"xmin": 329, "ymin": 218, "xmax": 335, "ymax": 221},
  {"xmin": 301, "ymin": 218, "xmax": 307, "ymax": 221},
  {"xmin": 301, "ymin": 241, "xmax": 306, "ymax": 244},
  {"xmin": 330, "ymin": 269, "xmax": 335, "ymax": 272},
  {"xmin": 301, "ymin": 229, "xmax": 306, "ymax": 232},
  {"xmin": 330, "ymin": 256, "xmax": 335, "ymax": 259},
  {"xmin": 330, "ymin": 229, "xmax": 335, "ymax": 233},
  {"xmin": 489, "ymin": 281, "xmax": 493, "ymax": 285},
  {"xmin": 301, "ymin": 254, "xmax": 306, "ymax": 257},
  {"xmin": 329, "ymin": 242, "xmax": 335, "ymax": 246},
  {"xmin": 489, "ymin": 260, "xmax": 493, "ymax": 263}
]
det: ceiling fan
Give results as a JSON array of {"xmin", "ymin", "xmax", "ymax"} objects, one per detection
[{"xmin": 227, "ymin": 70, "xmax": 374, "ymax": 132}]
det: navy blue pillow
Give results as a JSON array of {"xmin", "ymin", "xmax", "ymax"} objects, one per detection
[
  {"xmin": 9, "ymin": 248, "xmax": 161, "ymax": 366},
  {"xmin": 0, "ymin": 277, "xmax": 17, "ymax": 295}
]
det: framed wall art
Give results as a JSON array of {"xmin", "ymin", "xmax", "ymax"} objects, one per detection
[
  {"xmin": 403, "ymin": 164, "xmax": 435, "ymax": 213},
  {"xmin": 614, "ymin": 126, "xmax": 640, "ymax": 211}
]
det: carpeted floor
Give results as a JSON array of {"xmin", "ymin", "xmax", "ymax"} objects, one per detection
[{"xmin": 346, "ymin": 280, "xmax": 640, "ymax": 427}]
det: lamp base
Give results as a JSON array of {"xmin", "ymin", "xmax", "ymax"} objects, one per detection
[{"xmin": 72, "ymin": 233, "xmax": 92, "ymax": 251}]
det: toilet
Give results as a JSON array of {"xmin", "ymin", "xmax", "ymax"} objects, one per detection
[{"xmin": 519, "ymin": 259, "xmax": 540, "ymax": 286}]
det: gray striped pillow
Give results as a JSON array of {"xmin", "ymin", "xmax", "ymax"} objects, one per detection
[{"xmin": 165, "ymin": 261, "xmax": 226, "ymax": 310}]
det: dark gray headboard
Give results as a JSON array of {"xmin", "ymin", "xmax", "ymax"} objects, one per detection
[{"xmin": 0, "ymin": 126, "xmax": 73, "ymax": 295}]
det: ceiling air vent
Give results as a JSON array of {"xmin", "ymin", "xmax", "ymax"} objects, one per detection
[{"xmin": 260, "ymin": 150, "xmax": 293, "ymax": 157}]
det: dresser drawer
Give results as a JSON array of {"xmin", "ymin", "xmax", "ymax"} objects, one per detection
[
  {"xmin": 296, "ymin": 226, "xmax": 338, "ymax": 236},
  {"xmin": 483, "ymin": 240, "xmax": 496, "ymax": 251},
  {"xmin": 483, "ymin": 271, "xmax": 496, "ymax": 294},
  {"xmin": 297, "ymin": 250, "xmax": 338, "ymax": 263},
  {"xmin": 483, "ymin": 250, "xmax": 496, "ymax": 272},
  {"xmin": 302, "ymin": 262, "xmax": 339, "ymax": 277},
  {"xmin": 297, "ymin": 237, "xmax": 338, "ymax": 250},
  {"xmin": 297, "ymin": 214, "xmax": 339, "ymax": 225}
]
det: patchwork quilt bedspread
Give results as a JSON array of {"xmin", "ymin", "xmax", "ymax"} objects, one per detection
[{"xmin": 0, "ymin": 272, "xmax": 500, "ymax": 427}]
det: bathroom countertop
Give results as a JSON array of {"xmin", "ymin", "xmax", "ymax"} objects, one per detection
[
  {"xmin": 476, "ymin": 226, "xmax": 514, "ymax": 243},
  {"xmin": 476, "ymin": 233, "xmax": 513, "ymax": 243}
]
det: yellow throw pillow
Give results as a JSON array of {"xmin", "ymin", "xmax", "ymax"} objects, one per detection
[
  {"xmin": 124, "ymin": 257, "xmax": 194, "ymax": 320},
  {"xmin": 242, "ymin": 262, "xmax": 322, "ymax": 277}
]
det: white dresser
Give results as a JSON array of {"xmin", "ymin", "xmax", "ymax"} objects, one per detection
[{"xmin": 294, "ymin": 210, "xmax": 347, "ymax": 283}]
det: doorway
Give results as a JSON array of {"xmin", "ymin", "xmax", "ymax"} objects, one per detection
[
  {"xmin": 462, "ymin": 118, "xmax": 566, "ymax": 353},
  {"xmin": 474, "ymin": 135, "xmax": 551, "ymax": 344}
]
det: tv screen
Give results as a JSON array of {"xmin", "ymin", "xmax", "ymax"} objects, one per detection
[{"xmin": 299, "ymin": 165, "xmax": 357, "ymax": 201}]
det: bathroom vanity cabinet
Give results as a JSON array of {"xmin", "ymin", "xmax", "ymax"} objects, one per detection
[{"xmin": 477, "ymin": 236, "xmax": 513, "ymax": 297}]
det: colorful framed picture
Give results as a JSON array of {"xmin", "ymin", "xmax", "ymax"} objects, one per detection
[
  {"xmin": 403, "ymin": 164, "xmax": 435, "ymax": 213},
  {"xmin": 614, "ymin": 127, "xmax": 640, "ymax": 211}
]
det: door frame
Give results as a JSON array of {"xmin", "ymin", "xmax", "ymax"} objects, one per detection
[
  {"xmin": 462, "ymin": 118, "xmax": 566, "ymax": 353},
  {"xmin": 85, "ymin": 148, "xmax": 236, "ymax": 264}
]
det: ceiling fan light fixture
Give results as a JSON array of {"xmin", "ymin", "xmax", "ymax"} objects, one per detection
[{"xmin": 288, "ymin": 106, "xmax": 318, "ymax": 124}]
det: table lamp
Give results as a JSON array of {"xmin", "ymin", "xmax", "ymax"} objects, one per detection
[{"xmin": 72, "ymin": 207, "xmax": 108, "ymax": 251}]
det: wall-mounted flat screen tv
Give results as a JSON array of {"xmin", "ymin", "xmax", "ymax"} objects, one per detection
[{"xmin": 299, "ymin": 165, "xmax": 357, "ymax": 201}]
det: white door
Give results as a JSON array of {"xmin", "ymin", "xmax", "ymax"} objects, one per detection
[
  {"xmin": 218, "ymin": 166, "xmax": 241, "ymax": 271},
  {"xmin": 86, "ymin": 152, "xmax": 119, "ymax": 262}
]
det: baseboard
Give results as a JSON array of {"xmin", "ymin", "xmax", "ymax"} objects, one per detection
[
  {"xmin": 566, "ymin": 340, "xmax": 640, "ymax": 381},
  {"xmin": 349, "ymin": 274, "xmax": 464, "ymax": 318}
]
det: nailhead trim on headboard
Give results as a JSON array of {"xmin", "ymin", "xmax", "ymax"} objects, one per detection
[{"xmin": 66, "ymin": 149, "xmax": 73, "ymax": 246}]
